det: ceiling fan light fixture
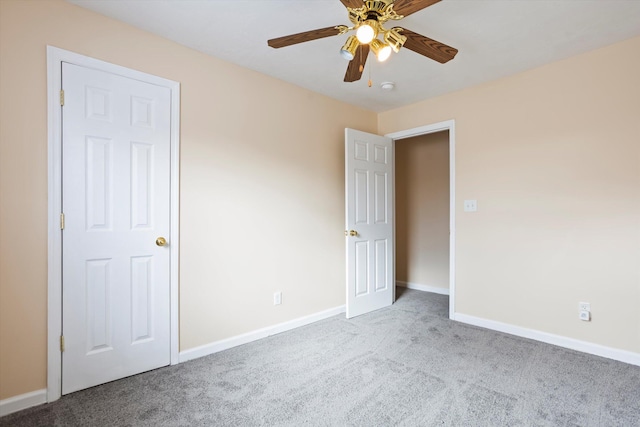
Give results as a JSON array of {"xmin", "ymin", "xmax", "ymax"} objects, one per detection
[
  {"xmin": 340, "ymin": 35, "xmax": 359, "ymax": 60},
  {"xmin": 266, "ymin": 0, "xmax": 458, "ymax": 84},
  {"xmin": 356, "ymin": 20, "xmax": 378, "ymax": 44},
  {"xmin": 371, "ymin": 39, "xmax": 392, "ymax": 62},
  {"xmin": 384, "ymin": 28, "xmax": 407, "ymax": 53}
]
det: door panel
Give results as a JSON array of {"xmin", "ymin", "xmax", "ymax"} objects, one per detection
[
  {"xmin": 131, "ymin": 142, "xmax": 154, "ymax": 229},
  {"xmin": 374, "ymin": 172, "xmax": 388, "ymax": 223},
  {"xmin": 86, "ymin": 136, "xmax": 113, "ymax": 230},
  {"xmin": 62, "ymin": 62, "xmax": 171, "ymax": 394},
  {"xmin": 374, "ymin": 239, "xmax": 388, "ymax": 291},
  {"xmin": 345, "ymin": 129, "xmax": 394, "ymax": 318},
  {"xmin": 85, "ymin": 258, "xmax": 112, "ymax": 354},
  {"xmin": 355, "ymin": 241, "xmax": 369, "ymax": 296},
  {"xmin": 355, "ymin": 170, "xmax": 369, "ymax": 224},
  {"xmin": 131, "ymin": 255, "xmax": 154, "ymax": 343}
]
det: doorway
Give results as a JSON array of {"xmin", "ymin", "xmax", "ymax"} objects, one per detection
[
  {"xmin": 386, "ymin": 121, "xmax": 456, "ymax": 319},
  {"xmin": 395, "ymin": 131, "xmax": 450, "ymax": 316}
]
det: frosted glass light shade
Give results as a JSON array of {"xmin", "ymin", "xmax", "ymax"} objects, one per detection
[{"xmin": 356, "ymin": 22, "xmax": 376, "ymax": 44}]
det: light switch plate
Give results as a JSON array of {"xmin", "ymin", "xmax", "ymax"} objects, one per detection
[
  {"xmin": 579, "ymin": 302, "xmax": 590, "ymax": 312},
  {"xmin": 464, "ymin": 200, "xmax": 478, "ymax": 212}
]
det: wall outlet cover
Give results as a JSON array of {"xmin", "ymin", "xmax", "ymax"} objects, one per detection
[{"xmin": 464, "ymin": 200, "xmax": 478, "ymax": 212}]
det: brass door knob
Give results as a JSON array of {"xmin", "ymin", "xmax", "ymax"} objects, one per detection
[
  {"xmin": 344, "ymin": 230, "xmax": 358, "ymax": 237},
  {"xmin": 156, "ymin": 237, "xmax": 167, "ymax": 247}
]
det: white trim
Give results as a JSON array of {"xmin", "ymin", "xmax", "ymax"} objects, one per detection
[
  {"xmin": 456, "ymin": 313, "xmax": 640, "ymax": 367},
  {"xmin": 46, "ymin": 46, "xmax": 180, "ymax": 402},
  {"xmin": 46, "ymin": 46, "xmax": 63, "ymax": 404},
  {"xmin": 385, "ymin": 120, "xmax": 456, "ymax": 320},
  {"xmin": 396, "ymin": 281, "xmax": 450, "ymax": 295},
  {"xmin": 0, "ymin": 389, "xmax": 47, "ymax": 417},
  {"xmin": 179, "ymin": 305, "xmax": 346, "ymax": 363},
  {"xmin": 168, "ymin": 57, "xmax": 181, "ymax": 367}
]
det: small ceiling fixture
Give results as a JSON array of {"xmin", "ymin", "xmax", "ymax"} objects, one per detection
[
  {"xmin": 268, "ymin": 0, "xmax": 459, "ymax": 83},
  {"xmin": 380, "ymin": 81, "xmax": 395, "ymax": 90}
]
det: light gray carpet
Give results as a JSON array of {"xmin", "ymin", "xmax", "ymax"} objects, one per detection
[{"xmin": 2, "ymin": 288, "xmax": 639, "ymax": 426}]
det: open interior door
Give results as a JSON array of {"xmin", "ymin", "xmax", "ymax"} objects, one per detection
[{"xmin": 345, "ymin": 128, "xmax": 394, "ymax": 318}]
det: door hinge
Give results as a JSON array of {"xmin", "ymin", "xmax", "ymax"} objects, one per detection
[
  {"xmin": 60, "ymin": 335, "xmax": 65, "ymax": 352},
  {"xmin": 60, "ymin": 212, "xmax": 65, "ymax": 230},
  {"xmin": 60, "ymin": 89, "xmax": 64, "ymax": 106}
]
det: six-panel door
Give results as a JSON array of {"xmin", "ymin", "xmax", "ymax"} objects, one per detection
[
  {"xmin": 345, "ymin": 128, "xmax": 394, "ymax": 318},
  {"xmin": 61, "ymin": 62, "xmax": 171, "ymax": 394}
]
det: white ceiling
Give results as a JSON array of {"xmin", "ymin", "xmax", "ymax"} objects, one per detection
[{"xmin": 67, "ymin": 0, "xmax": 640, "ymax": 112}]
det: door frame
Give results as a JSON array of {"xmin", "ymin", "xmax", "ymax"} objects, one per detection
[
  {"xmin": 385, "ymin": 120, "xmax": 456, "ymax": 319},
  {"xmin": 46, "ymin": 46, "xmax": 181, "ymax": 402}
]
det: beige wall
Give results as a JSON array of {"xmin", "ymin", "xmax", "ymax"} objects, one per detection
[
  {"xmin": 2, "ymin": 0, "xmax": 639, "ymax": 405},
  {"xmin": 396, "ymin": 132, "xmax": 449, "ymax": 290},
  {"xmin": 380, "ymin": 36, "xmax": 640, "ymax": 354},
  {"xmin": 0, "ymin": 0, "xmax": 376, "ymax": 399}
]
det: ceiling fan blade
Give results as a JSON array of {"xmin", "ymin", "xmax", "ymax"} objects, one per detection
[
  {"xmin": 393, "ymin": 0, "xmax": 441, "ymax": 17},
  {"xmin": 400, "ymin": 28, "xmax": 458, "ymax": 63},
  {"xmin": 344, "ymin": 44, "xmax": 370, "ymax": 82},
  {"xmin": 339, "ymin": 0, "xmax": 364, "ymax": 8},
  {"xmin": 268, "ymin": 26, "xmax": 343, "ymax": 49}
]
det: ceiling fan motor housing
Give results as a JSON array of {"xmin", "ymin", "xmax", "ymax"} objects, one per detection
[
  {"xmin": 364, "ymin": 1, "xmax": 392, "ymax": 15},
  {"xmin": 349, "ymin": 0, "xmax": 399, "ymax": 27}
]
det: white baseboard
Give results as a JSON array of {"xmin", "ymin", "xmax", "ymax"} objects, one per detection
[
  {"xmin": 397, "ymin": 281, "xmax": 450, "ymax": 296},
  {"xmin": 179, "ymin": 305, "xmax": 346, "ymax": 363},
  {"xmin": 455, "ymin": 313, "xmax": 640, "ymax": 367},
  {"xmin": 0, "ymin": 389, "xmax": 47, "ymax": 417}
]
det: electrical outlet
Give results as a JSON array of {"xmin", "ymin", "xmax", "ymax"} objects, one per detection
[
  {"xmin": 579, "ymin": 310, "xmax": 591, "ymax": 321},
  {"xmin": 273, "ymin": 291, "xmax": 282, "ymax": 306},
  {"xmin": 464, "ymin": 200, "xmax": 478, "ymax": 212},
  {"xmin": 579, "ymin": 302, "xmax": 590, "ymax": 312}
]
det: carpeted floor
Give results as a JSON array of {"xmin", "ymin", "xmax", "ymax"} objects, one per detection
[{"xmin": 2, "ymin": 288, "xmax": 639, "ymax": 426}]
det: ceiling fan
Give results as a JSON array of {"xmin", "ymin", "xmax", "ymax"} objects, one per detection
[{"xmin": 267, "ymin": 0, "xmax": 458, "ymax": 83}]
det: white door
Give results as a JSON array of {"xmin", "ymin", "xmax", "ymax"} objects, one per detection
[
  {"xmin": 62, "ymin": 62, "xmax": 171, "ymax": 394},
  {"xmin": 345, "ymin": 128, "xmax": 394, "ymax": 318}
]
